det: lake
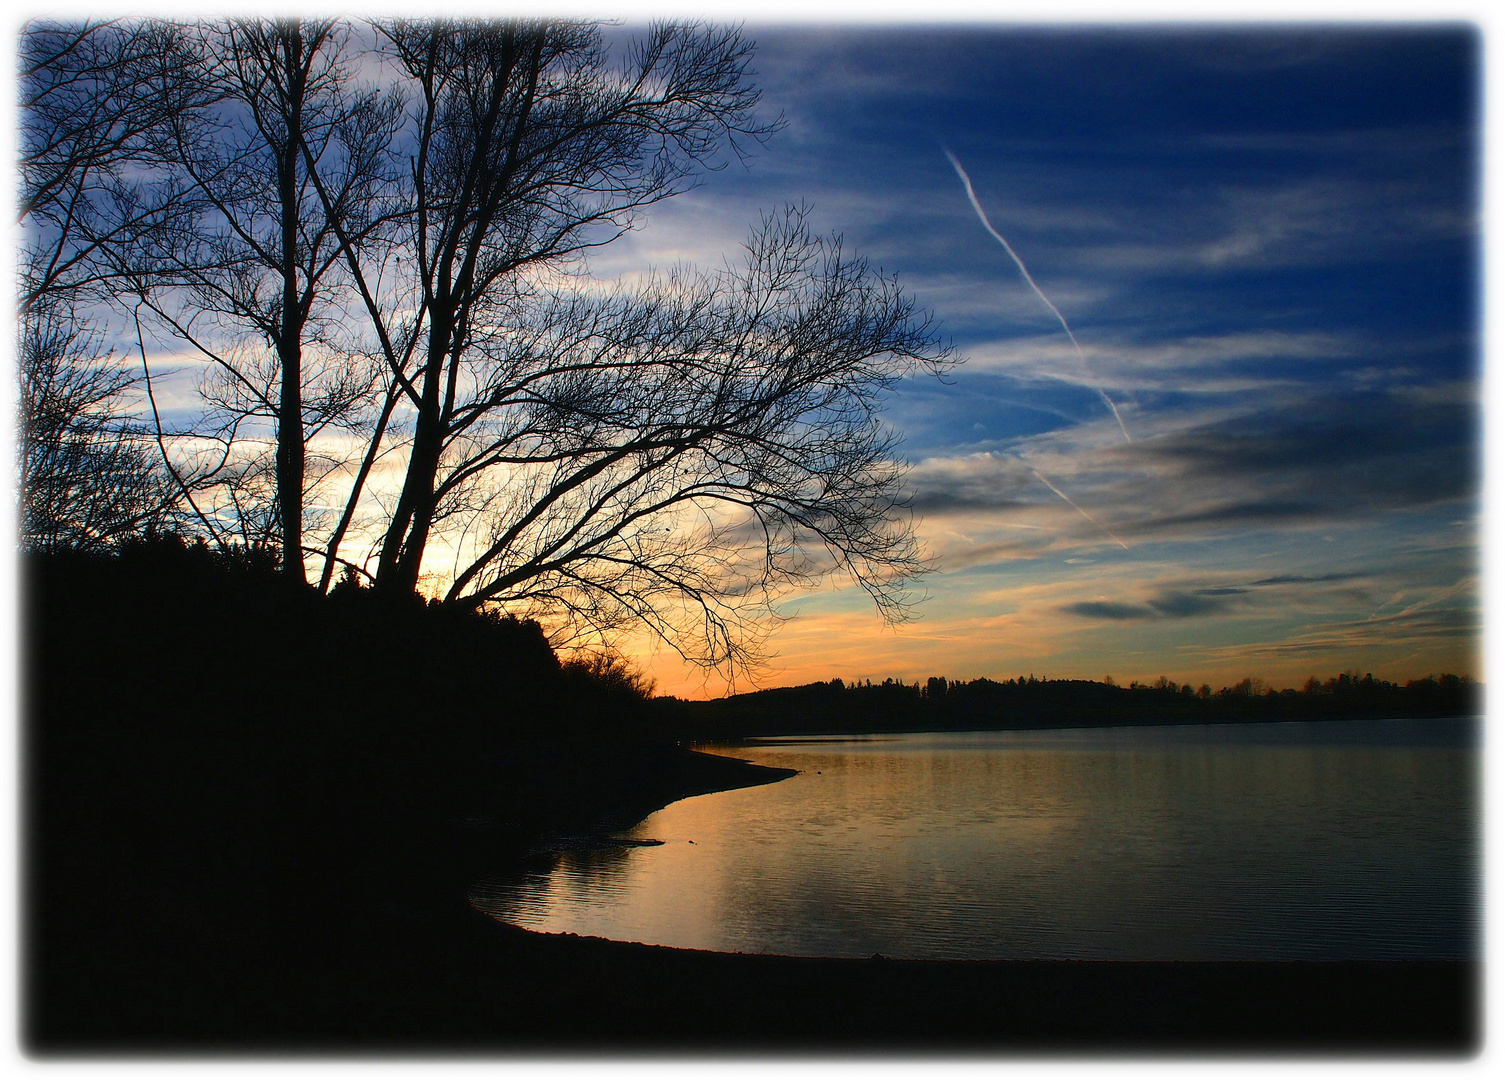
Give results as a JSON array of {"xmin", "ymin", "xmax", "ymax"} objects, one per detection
[{"xmin": 470, "ymin": 718, "xmax": 1480, "ymax": 961}]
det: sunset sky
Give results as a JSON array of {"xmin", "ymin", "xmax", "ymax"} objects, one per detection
[
  {"xmin": 611, "ymin": 22, "xmax": 1482, "ymax": 697},
  {"xmin": 79, "ymin": 15, "xmax": 1484, "ymax": 700}
]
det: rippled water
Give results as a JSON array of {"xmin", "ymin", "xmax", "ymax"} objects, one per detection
[{"xmin": 471, "ymin": 718, "xmax": 1480, "ymax": 960}]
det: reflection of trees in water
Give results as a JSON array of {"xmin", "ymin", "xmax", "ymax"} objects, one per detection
[
  {"xmin": 557, "ymin": 847, "xmax": 636, "ymax": 893},
  {"xmin": 470, "ymin": 857, "xmax": 560, "ymax": 923},
  {"xmin": 471, "ymin": 843, "xmax": 644, "ymax": 923}
]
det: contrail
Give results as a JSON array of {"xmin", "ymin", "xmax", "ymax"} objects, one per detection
[
  {"xmin": 1370, "ymin": 579, "xmax": 1472, "ymax": 623},
  {"xmin": 1031, "ymin": 469, "xmax": 1130, "ymax": 550},
  {"xmin": 943, "ymin": 146, "xmax": 1131, "ymax": 442}
]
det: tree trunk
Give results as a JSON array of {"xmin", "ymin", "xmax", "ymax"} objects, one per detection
[
  {"xmin": 274, "ymin": 29, "xmax": 307, "ymax": 583},
  {"xmin": 374, "ymin": 311, "xmax": 452, "ymax": 596}
]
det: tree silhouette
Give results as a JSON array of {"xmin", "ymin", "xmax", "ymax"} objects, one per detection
[
  {"xmin": 399, "ymin": 207, "xmax": 949, "ymax": 669},
  {"xmin": 123, "ymin": 19, "xmax": 401, "ymax": 571},
  {"xmin": 19, "ymin": 21, "xmax": 195, "ymax": 551},
  {"xmin": 19, "ymin": 20, "xmax": 204, "ymax": 311},
  {"xmin": 19, "ymin": 18, "xmax": 953, "ymax": 673},
  {"xmin": 337, "ymin": 19, "xmax": 773, "ymax": 597},
  {"xmin": 18, "ymin": 301, "xmax": 174, "ymax": 552}
]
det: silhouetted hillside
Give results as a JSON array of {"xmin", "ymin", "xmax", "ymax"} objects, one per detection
[
  {"xmin": 23, "ymin": 537, "xmax": 787, "ymax": 1047},
  {"xmin": 657, "ymin": 670, "xmax": 1480, "ymax": 740}
]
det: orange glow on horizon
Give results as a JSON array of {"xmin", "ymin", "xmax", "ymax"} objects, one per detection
[{"xmin": 637, "ymin": 604, "xmax": 1478, "ymax": 702}]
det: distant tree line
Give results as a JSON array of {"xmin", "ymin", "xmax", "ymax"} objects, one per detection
[{"xmin": 658, "ymin": 670, "xmax": 1480, "ymax": 739}]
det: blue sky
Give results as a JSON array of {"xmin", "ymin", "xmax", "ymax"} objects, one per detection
[{"xmin": 612, "ymin": 23, "xmax": 1481, "ymax": 695}]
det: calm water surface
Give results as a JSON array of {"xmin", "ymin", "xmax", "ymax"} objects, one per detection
[{"xmin": 471, "ymin": 718, "xmax": 1480, "ymax": 960}]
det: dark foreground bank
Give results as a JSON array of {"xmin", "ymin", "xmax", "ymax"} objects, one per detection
[{"xmin": 30, "ymin": 888, "xmax": 1481, "ymax": 1054}]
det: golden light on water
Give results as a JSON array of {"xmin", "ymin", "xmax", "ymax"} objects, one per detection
[{"xmin": 476, "ymin": 727, "xmax": 1477, "ymax": 961}]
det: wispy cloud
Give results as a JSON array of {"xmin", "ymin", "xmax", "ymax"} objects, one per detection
[
  {"xmin": 1064, "ymin": 587, "xmax": 1244, "ymax": 622},
  {"xmin": 960, "ymin": 330, "xmax": 1364, "ymax": 390},
  {"xmin": 625, "ymin": 26, "xmax": 1479, "ymax": 697}
]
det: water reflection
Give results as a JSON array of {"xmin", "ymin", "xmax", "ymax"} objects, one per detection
[{"xmin": 470, "ymin": 718, "xmax": 1479, "ymax": 961}]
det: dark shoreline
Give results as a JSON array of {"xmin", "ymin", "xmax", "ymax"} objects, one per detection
[
  {"xmin": 372, "ymin": 912, "xmax": 1484, "ymax": 1054},
  {"xmin": 37, "ymin": 901, "xmax": 1482, "ymax": 1054}
]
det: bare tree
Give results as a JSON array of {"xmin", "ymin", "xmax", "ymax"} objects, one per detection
[
  {"xmin": 127, "ymin": 19, "xmax": 401, "ymax": 580},
  {"xmin": 20, "ymin": 20, "xmax": 204, "ymax": 313},
  {"xmin": 18, "ymin": 21, "xmax": 199, "ymax": 551},
  {"xmin": 299, "ymin": 20, "xmax": 950, "ymax": 671},
  {"xmin": 19, "ymin": 17, "xmax": 955, "ymax": 675},
  {"xmin": 19, "ymin": 301, "xmax": 175, "ymax": 552},
  {"xmin": 322, "ymin": 19, "xmax": 772, "ymax": 597},
  {"xmin": 420, "ymin": 209, "xmax": 952, "ymax": 669}
]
